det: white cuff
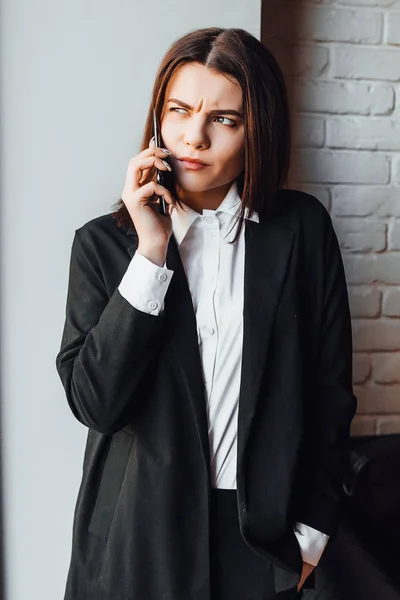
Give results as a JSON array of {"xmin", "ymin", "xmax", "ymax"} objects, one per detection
[
  {"xmin": 118, "ymin": 251, "xmax": 174, "ymax": 316},
  {"xmin": 294, "ymin": 522, "xmax": 329, "ymax": 566}
]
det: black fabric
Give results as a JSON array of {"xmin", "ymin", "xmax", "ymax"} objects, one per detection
[
  {"xmin": 345, "ymin": 435, "xmax": 400, "ymax": 543},
  {"xmin": 55, "ymin": 189, "xmax": 356, "ymax": 599},
  {"xmin": 302, "ymin": 517, "xmax": 400, "ymax": 600},
  {"xmin": 300, "ymin": 435, "xmax": 400, "ymax": 600},
  {"xmin": 210, "ymin": 490, "xmax": 300, "ymax": 600}
]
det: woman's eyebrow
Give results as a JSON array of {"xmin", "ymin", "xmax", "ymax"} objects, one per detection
[{"xmin": 167, "ymin": 98, "xmax": 243, "ymax": 118}]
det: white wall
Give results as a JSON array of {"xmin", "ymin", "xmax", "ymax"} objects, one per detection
[{"xmin": 0, "ymin": 3, "xmax": 261, "ymax": 599}]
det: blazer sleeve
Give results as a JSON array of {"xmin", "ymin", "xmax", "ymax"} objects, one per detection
[
  {"xmin": 295, "ymin": 209, "xmax": 357, "ymax": 539},
  {"xmin": 56, "ymin": 228, "xmax": 167, "ymax": 434}
]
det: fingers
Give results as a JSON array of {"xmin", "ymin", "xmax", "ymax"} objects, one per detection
[
  {"xmin": 129, "ymin": 148, "xmax": 172, "ymax": 168},
  {"xmin": 135, "ymin": 155, "xmax": 172, "ymax": 179},
  {"xmin": 137, "ymin": 180, "xmax": 174, "ymax": 205},
  {"xmin": 142, "ymin": 156, "xmax": 172, "ymax": 172},
  {"xmin": 125, "ymin": 153, "xmax": 172, "ymax": 191},
  {"xmin": 139, "ymin": 143, "xmax": 172, "ymax": 160}
]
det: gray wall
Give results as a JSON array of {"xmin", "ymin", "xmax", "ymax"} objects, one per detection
[{"xmin": 0, "ymin": 2, "xmax": 261, "ymax": 599}]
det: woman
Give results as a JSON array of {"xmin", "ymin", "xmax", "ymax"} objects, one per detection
[{"xmin": 56, "ymin": 27, "xmax": 357, "ymax": 600}]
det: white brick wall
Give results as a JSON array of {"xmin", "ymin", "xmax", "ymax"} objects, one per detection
[
  {"xmin": 263, "ymin": 0, "xmax": 400, "ymax": 435},
  {"xmin": 293, "ymin": 80, "xmax": 395, "ymax": 114},
  {"xmin": 327, "ymin": 117, "xmax": 400, "ymax": 150},
  {"xmin": 334, "ymin": 46, "xmax": 400, "ymax": 81}
]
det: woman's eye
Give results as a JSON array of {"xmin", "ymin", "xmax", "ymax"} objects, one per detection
[
  {"xmin": 214, "ymin": 116, "xmax": 236, "ymax": 127},
  {"xmin": 169, "ymin": 107, "xmax": 188, "ymax": 115}
]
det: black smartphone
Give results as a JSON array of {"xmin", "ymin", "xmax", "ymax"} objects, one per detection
[{"xmin": 153, "ymin": 109, "xmax": 175, "ymax": 216}]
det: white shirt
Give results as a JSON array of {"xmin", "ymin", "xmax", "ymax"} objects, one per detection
[{"xmin": 118, "ymin": 180, "xmax": 329, "ymax": 566}]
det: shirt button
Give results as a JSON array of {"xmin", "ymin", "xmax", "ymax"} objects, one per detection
[
  {"xmin": 204, "ymin": 216, "xmax": 214, "ymax": 224},
  {"xmin": 208, "ymin": 327, "xmax": 215, "ymax": 335},
  {"xmin": 158, "ymin": 272, "xmax": 168, "ymax": 282},
  {"xmin": 148, "ymin": 300, "xmax": 158, "ymax": 311},
  {"xmin": 210, "ymin": 231, "xmax": 217, "ymax": 239}
]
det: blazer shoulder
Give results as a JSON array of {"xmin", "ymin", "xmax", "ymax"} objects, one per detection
[
  {"xmin": 274, "ymin": 189, "xmax": 337, "ymax": 262},
  {"xmin": 278, "ymin": 188, "xmax": 330, "ymax": 223},
  {"xmin": 277, "ymin": 188, "xmax": 333, "ymax": 236},
  {"xmin": 69, "ymin": 212, "xmax": 138, "ymax": 293},
  {"xmin": 76, "ymin": 212, "xmax": 134, "ymax": 240},
  {"xmin": 73, "ymin": 212, "xmax": 138, "ymax": 255}
]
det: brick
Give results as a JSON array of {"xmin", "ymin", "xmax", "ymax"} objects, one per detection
[
  {"xmin": 355, "ymin": 385, "xmax": 400, "ymax": 413},
  {"xmin": 291, "ymin": 0, "xmax": 344, "ymax": 3},
  {"xmin": 350, "ymin": 416, "xmax": 377, "ymax": 436},
  {"xmin": 338, "ymin": 0, "xmax": 400, "ymax": 6},
  {"xmin": 266, "ymin": 3, "xmax": 382, "ymax": 43},
  {"xmin": 333, "ymin": 218, "xmax": 387, "ymax": 252},
  {"xmin": 271, "ymin": 44, "xmax": 329, "ymax": 78},
  {"xmin": 377, "ymin": 416, "xmax": 400, "ymax": 435},
  {"xmin": 332, "ymin": 186, "xmax": 400, "ymax": 217},
  {"xmin": 382, "ymin": 288, "xmax": 400, "ymax": 316},
  {"xmin": 295, "ymin": 7, "xmax": 383, "ymax": 43},
  {"xmin": 292, "ymin": 185, "xmax": 331, "ymax": 211},
  {"xmin": 389, "ymin": 222, "xmax": 400, "ymax": 249},
  {"xmin": 334, "ymin": 46, "xmax": 400, "ymax": 81},
  {"xmin": 343, "ymin": 254, "xmax": 400, "ymax": 284},
  {"xmin": 348, "ymin": 287, "xmax": 381, "ymax": 317},
  {"xmin": 290, "ymin": 150, "xmax": 389, "ymax": 184},
  {"xmin": 385, "ymin": 12, "xmax": 400, "ymax": 44},
  {"xmin": 372, "ymin": 353, "xmax": 400, "ymax": 383},
  {"xmin": 293, "ymin": 80, "xmax": 394, "ymax": 115},
  {"xmin": 353, "ymin": 353, "xmax": 372, "ymax": 383},
  {"xmin": 352, "ymin": 320, "xmax": 400, "ymax": 351},
  {"xmin": 293, "ymin": 117, "xmax": 325, "ymax": 148},
  {"xmin": 394, "ymin": 156, "xmax": 400, "ymax": 183},
  {"xmin": 327, "ymin": 117, "xmax": 400, "ymax": 151}
]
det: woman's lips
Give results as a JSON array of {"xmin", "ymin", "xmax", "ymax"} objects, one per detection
[{"xmin": 179, "ymin": 160, "xmax": 209, "ymax": 171}]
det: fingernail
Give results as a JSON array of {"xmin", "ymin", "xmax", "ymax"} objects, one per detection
[
  {"xmin": 149, "ymin": 136, "xmax": 155, "ymax": 146},
  {"xmin": 162, "ymin": 160, "xmax": 172, "ymax": 171},
  {"xmin": 161, "ymin": 148, "xmax": 171, "ymax": 155}
]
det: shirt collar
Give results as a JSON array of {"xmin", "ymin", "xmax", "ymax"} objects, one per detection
[{"xmin": 171, "ymin": 180, "xmax": 259, "ymax": 247}]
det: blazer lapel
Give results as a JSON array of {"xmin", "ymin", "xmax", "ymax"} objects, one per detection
[
  {"xmin": 237, "ymin": 218, "xmax": 296, "ymax": 469},
  {"xmin": 164, "ymin": 234, "xmax": 211, "ymax": 476},
  {"xmin": 127, "ymin": 233, "xmax": 211, "ymax": 476}
]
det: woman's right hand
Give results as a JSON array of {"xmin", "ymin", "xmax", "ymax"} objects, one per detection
[{"xmin": 121, "ymin": 140, "xmax": 175, "ymax": 258}]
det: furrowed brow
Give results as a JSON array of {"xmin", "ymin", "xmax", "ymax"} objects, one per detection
[{"xmin": 167, "ymin": 98, "xmax": 243, "ymax": 118}]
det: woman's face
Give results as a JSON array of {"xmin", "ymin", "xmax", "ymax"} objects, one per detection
[{"xmin": 160, "ymin": 62, "xmax": 245, "ymax": 197}]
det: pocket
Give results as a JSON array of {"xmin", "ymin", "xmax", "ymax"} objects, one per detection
[{"xmin": 88, "ymin": 431, "xmax": 134, "ymax": 542}]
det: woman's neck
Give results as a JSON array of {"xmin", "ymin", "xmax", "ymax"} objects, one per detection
[{"xmin": 176, "ymin": 180, "xmax": 233, "ymax": 214}]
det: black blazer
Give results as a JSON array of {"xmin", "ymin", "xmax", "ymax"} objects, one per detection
[{"xmin": 56, "ymin": 189, "xmax": 357, "ymax": 600}]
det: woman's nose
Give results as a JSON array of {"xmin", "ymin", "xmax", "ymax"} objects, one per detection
[{"xmin": 183, "ymin": 117, "xmax": 210, "ymax": 149}]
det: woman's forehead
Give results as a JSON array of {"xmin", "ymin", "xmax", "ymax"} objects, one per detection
[{"xmin": 164, "ymin": 63, "xmax": 242, "ymax": 110}]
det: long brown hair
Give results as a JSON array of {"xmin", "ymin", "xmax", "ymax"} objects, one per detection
[{"xmin": 112, "ymin": 27, "xmax": 291, "ymax": 244}]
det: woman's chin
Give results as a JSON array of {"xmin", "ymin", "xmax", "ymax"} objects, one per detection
[{"xmin": 174, "ymin": 177, "xmax": 215, "ymax": 194}]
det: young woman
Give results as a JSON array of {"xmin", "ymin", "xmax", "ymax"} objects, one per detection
[{"xmin": 56, "ymin": 27, "xmax": 357, "ymax": 600}]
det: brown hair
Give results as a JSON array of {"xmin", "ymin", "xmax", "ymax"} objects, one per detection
[{"xmin": 111, "ymin": 27, "xmax": 291, "ymax": 243}]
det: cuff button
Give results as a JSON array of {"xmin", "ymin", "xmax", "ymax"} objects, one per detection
[{"xmin": 148, "ymin": 300, "xmax": 158, "ymax": 311}]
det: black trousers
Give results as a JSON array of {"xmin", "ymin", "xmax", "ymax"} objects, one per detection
[{"xmin": 209, "ymin": 489, "xmax": 301, "ymax": 600}]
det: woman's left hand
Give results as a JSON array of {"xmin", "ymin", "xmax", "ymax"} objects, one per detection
[{"xmin": 297, "ymin": 561, "xmax": 315, "ymax": 592}]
